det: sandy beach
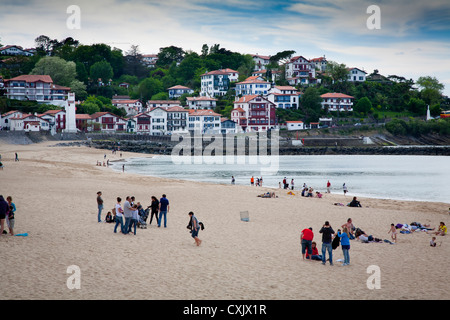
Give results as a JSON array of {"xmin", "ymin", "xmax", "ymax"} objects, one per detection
[{"xmin": 0, "ymin": 140, "xmax": 449, "ymax": 300}]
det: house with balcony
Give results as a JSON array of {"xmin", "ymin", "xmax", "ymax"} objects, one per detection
[
  {"xmin": 146, "ymin": 100, "xmax": 181, "ymax": 110},
  {"xmin": 200, "ymin": 70, "xmax": 230, "ymax": 97},
  {"xmin": 231, "ymin": 95, "xmax": 277, "ymax": 132},
  {"xmin": 76, "ymin": 114, "xmax": 92, "ymax": 132},
  {"xmin": 1, "ymin": 110, "xmax": 23, "ymax": 130},
  {"xmin": 9, "ymin": 113, "xmax": 50, "ymax": 132},
  {"xmin": 167, "ymin": 106, "xmax": 188, "ymax": 134},
  {"xmin": 39, "ymin": 109, "xmax": 67, "ymax": 134},
  {"xmin": 186, "ymin": 96, "xmax": 217, "ymax": 110},
  {"xmin": 90, "ymin": 112, "xmax": 127, "ymax": 132},
  {"xmin": 235, "ymin": 76, "xmax": 271, "ymax": 96},
  {"xmin": 347, "ymin": 67, "xmax": 367, "ymax": 82},
  {"xmin": 168, "ymin": 85, "xmax": 194, "ymax": 99},
  {"xmin": 320, "ymin": 93, "xmax": 354, "ymax": 112},
  {"xmin": 310, "ymin": 56, "xmax": 327, "ymax": 72},
  {"xmin": 252, "ymin": 54, "xmax": 271, "ymax": 71},
  {"xmin": 131, "ymin": 113, "xmax": 151, "ymax": 134},
  {"xmin": 3, "ymin": 75, "xmax": 70, "ymax": 106},
  {"xmin": 148, "ymin": 107, "xmax": 168, "ymax": 135},
  {"xmin": 285, "ymin": 56, "xmax": 317, "ymax": 85},
  {"xmin": 266, "ymin": 85, "xmax": 302, "ymax": 109},
  {"xmin": 188, "ymin": 109, "xmax": 222, "ymax": 135}
]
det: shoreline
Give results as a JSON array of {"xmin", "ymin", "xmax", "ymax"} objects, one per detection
[{"xmin": 0, "ymin": 140, "xmax": 449, "ymax": 300}]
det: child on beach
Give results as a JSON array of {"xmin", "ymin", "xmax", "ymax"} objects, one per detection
[
  {"xmin": 388, "ymin": 223, "xmax": 397, "ymax": 243},
  {"xmin": 430, "ymin": 237, "xmax": 437, "ymax": 247}
]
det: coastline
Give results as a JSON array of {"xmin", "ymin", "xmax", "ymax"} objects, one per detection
[{"xmin": 0, "ymin": 140, "xmax": 449, "ymax": 300}]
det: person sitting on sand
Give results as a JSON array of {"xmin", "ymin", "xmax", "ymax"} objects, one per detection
[
  {"xmin": 305, "ymin": 242, "xmax": 322, "ymax": 261},
  {"xmin": 105, "ymin": 211, "xmax": 114, "ymax": 223},
  {"xmin": 315, "ymin": 191, "xmax": 323, "ymax": 198},
  {"xmin": 432, "ymin": 222, "xmax": 447, "ymax": 236},
  {"xmin": 306, "ymin": 187, "xmax": 314, "ymax": 197},
  {"xmin": 348, "ymin": 197, "xmax": 362, "ymax": 207}
]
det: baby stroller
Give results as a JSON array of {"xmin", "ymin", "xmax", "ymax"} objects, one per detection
[{"xmin": 137, "ymin": 206, "xmax": 150, "ymax": 229}]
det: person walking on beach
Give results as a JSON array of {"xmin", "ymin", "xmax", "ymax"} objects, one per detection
[
  {"xmin": 188, "ymin": 211, "xmax": 202, "ymax": 246},
  {"xmin": 327, "ymin": 180, "xmax": 331, "ymax": 193},
  {"xmin": 15, "ymin": 153, "xmax": 19, "ymax": 162},
  {"xmin": 388, "ymin": 223, "xmax": 397, "ymax": 243},
  {"xmin": 319, "ymin": 221, "xmax": 335, "ymax": 266},
  {"xmin": 97, "ymin": 191, "xmax": 104, "ymax": 223},
  {"xmin": 291, "ymin": 179, "xmax": 295, "ymax": 190},
  {"xmin": 300, "ymin": 227, "xmax": 314, "ymax": 260},
  {"xmin": 149, "ymin": 196, "xmax": 159, "ymax": 225},
  {"xmin": 114, "ymin": 197, "xmax": 124, "ymax": 233},
  {"xmin": 343, "ymin": 183, "xmax": 348, "ymax": 196},
  {"xmin": 337, "ymin": 226, "xmax": 351, "ymax": 266},
  {"xmin": 158, "ymin": 194, "xmax": 170, "ymax": 228},
  {"xmin": 231, "ymin": 176, "xmax": 235, "ymax": 185}
]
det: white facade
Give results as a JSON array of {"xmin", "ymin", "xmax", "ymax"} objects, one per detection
[
  {"xmin": 148, "ymin": 107, "xmax": 168, "ymax": 135},
  {"xmin": 252, "ymin": 54, "xmax": 271, "ymax": 71},
  {"xmin": 1, "ymin": 110, "xmax": 23, "ymax": 130},
  {"xmin": 320, "ymin": 93, "xmax": 354, "ymax": 112},
  {"xmin": 64, "ymin": 92, "xmax": 77, "ymax": 133},
  {"xmin": 347, "ymin": 68, "xmax": 367, "ymax": 82},
  {"xmin": 200, "ymin": 70, "xmax": 230, "ymax": 97},
  {"xmin": 168, "ymin": 85, "xmax": 194, "ymax": 99},
  {"xmin": 235, "ymin": 77, "xmax": 271, "ymax": 96},
  {"xmin": 188, "ymin": 110, "xmax": 222, "ymax": 134},
  {"xmin": 9, "ymin": 114, "xmax": 50, "ymax": 132},
  {"xmin": 146, "ymin": 100, "xmax": 181, "ymax": 110},
  {"xmin": 112, "ymin": 99, "xmax": 143, "ymax": 116},
  {"xmin": 0, "ymin": 45, "xmax": 34, "ymax": 56},
  {"xmin": 286, "ymin": 121, "xmax": 305, "ymax": 131},
  {"xmin": 186, "ymin": 96, "xmax": 217, "ymax": 110},
  {"xmin": 285, "ymin": 56, "xmax": 317, "ymax": 85}
]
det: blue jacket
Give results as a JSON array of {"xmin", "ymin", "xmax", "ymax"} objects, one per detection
[{"xmin": 338, "ymin": 231, "xmax": 350, "ymax": 246}]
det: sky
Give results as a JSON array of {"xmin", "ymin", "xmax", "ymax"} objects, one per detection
[{"xmin": 1, "ymin": 0, "xmax": 449, "ymax": 95}]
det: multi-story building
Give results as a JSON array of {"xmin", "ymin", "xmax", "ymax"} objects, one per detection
[
  {"xmin": 285, "ymin": 56, "xmax": 317, "ymax": 85},
  {"xmin": 235, "ymin": 76, "xmax": 271, "ymax": 96},
  {"xmin": 148, "ymin": 107, "xmax": 168, "ymax": 135},
  {"xmin": 112, "ymin": 98, "xmax": 143, "ymax": 116},
  {"xmin": 188, "ymin": 109, "xmax": 222, "ymax": 134},
  {"xmin": 3, "ymin": 75, "xmax": 70, "ymax": 106},
  {"xmin": 320, "ymin": 93, "xmax": 354, "ymax": 112},
  {"xmin": 0, "ymin": 45, "xmax": 35, "ymax": 56},
  {"xmin": 168, "ymin": 85, "xmax": 194, "ymax": 99},
  {"xmin": 231, "ymin": 95, "xmax": 277, "ymax": 132},
  {"xmin": 186, "ymin": 96, "xmax": 217, "ymax": 110},
  {"xmin": 252, "ymin": 54, "xmax": 271, "ymax": 71},
  {"xmin": 347, "ymin": 67, "xmax": 367, "ymax": 82},
  {"xmin": 310, "ymin": 56, "xmax": 328, "ymax": 72},
  {"xmin": 200, "ymin": 70, "xmax": 230, "ymax": 97},
  {"xmin": 266, "ymin": 85, "xmax": 302, "ymax": 109},
  {"xmin": 167, "ymin": 106, "xmax": 188, "ymax": 133}
]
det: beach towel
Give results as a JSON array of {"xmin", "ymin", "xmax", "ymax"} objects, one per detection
[{"xmin": 15, "ymin": 233, "xmax": 28, "ymax": 237}]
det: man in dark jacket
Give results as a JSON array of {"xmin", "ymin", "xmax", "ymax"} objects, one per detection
[
  {"xmin": 319, "ymin": 221, "xmax": 335, "ymax": 265},
  {"xmin": 0, "ymin": 195, "xmax": 9, "ymax": 235}
]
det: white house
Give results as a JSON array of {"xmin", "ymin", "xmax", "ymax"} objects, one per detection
[
  {"xmin": 285, "ymin": 56, "xmax": 317, "ymax": 85},
  {"xmin": 9, "ymin": 114, "xmax": 50, "ymax": 132},
  {"xmin": 347, "ymin": 67, "xmax": 367, "ymax": 82},
  {"xmin": 112, "ymin": 98, "xmax": 143, "ymax": 116},
  {"xmin": 188, "ymin": 109, "xmax": 222, "ymax": 134},
  {"xmin": 148, "ymin": 107, "xmax": 168, "ymax": 135},
  {"xmin": 3, "ymin": 75, "xmax": 70, "ymax": 106},
  {"xmin": 310, "ymin": 56, "xmax": 327, "ymax": 72},
  {"xmin": 146, "ymin": 100, "xmax": 181, "ymax": 110},
  {"xmin": 186, "ymin": 96, "xmax": 217, "ymax": 110},
  {"xmin": 142, "ymin": 54, "xmax": 158, "ymax": 68},
  {"xmin": 1, "ymin": 110, "xmax": 23, "ymax": 130},
  {"xmin": 320, "ymin": 93, "xmax": 355, "ymax": 112},
  {"xmin": 235, "ymin": 76, "xmax": 271, "ymax": 96},
  {"xmin": 132, "ymin": 113, "xmax": 152, "ymax": 134},
  {"xmin": 252, "ymin": 54, "xmax": 271, "ymax": 71},
  {"xmin": 39, "ymin": 109, "xmax": 66, "ymax": 135},
  {"xmin": 167, "ymin": 106, "xmax": 189, "ymax": 134},
  {"xmin": 231, "ymin": 95, "xmax": 277, "ymax": 133},
  {"xmin": 90, "ymin": 112, "xmax": 127, "ymax": 132},
  {"xmin": 0, "ymin": 45, "xmax": 35, "ymax": 56},
  {"xmin": 222, "ymin": 68, "xmax": 239, "ymax": 82},
  {"xmin": 200, "ymin": 70, "xmax": 230, "ymax": 97},
  {"xmin": 286, "ymin": 121, "xmax": 305, "ymax": 131},
  {"xmin": 266, "ymin": 85, "xmax": 302, "ymax": 109},
  {"xmin": 167, "ymin": 85, "xmax": 194, "ymax": 99}
]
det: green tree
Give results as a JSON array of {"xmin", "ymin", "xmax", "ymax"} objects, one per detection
[
  {"xmin": 81, "ymin": 101, "xmax": 100, "ymax": 114},
  {"xmin": 416, "ymin": 76, "xmax": 445, "ymax": 106},
  {"xmin": 156, "ymin": 46, "xmax": 185, "ymax": 67},
  {"xmin": 354, "ymin": 97, "xmax": 372, "ymax": 115},
  {"xmin": 301, "ymin": 87, "xmax": 322, "ymax": 123},
  {"xmin": 30, "ymin": 56, "xmax": 77, "ymax": 86},
  {"xmin": 138, "ymin": 77, "xmax": 164, "ymax": 101},
  {"xmin": 90, "ymin": 61, "xmax": 114, "ymax": 84},
  {"xmin": 406, "ymin": 97, "xmax": 427, "ymax": 115},
  {"xmin": 69, "ymin": 80, "xmax": 87, "ymax": 101}
]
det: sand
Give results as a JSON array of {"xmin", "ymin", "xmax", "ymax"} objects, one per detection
[{"xmin": 0, "ymin": 141, "xmax": 449, "ymax": 300}]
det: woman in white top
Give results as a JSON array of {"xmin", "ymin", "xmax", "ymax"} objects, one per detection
[{"xmin": 114, "ymin": 197, "xmax": 124, "ymax": 233}]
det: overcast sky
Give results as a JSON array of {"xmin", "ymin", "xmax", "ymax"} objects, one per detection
[{"xmin": 1, "ymin": 0, "xmax": 449, "ymax": 95}]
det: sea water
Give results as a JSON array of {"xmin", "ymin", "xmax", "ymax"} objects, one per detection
[{"xmin": 111, "ymin": 155, "xmax": 450, "ymax": 204}]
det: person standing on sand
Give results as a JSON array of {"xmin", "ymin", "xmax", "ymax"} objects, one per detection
[
  {"xmin": 149, "ymin": 196, "xmax": 159, "ymax": 225},
  {"xmin": 158, "ymin": 194, "xmax": 170, "ymax": 228},
  {"xmin": 188, "ymin": 211, "xmax": 202, "ymax": 246},
  {"xmin": 319, "ymin": 221, "xmax": 335, "ymax": 266},
  {"xmin": 0, "ymin": 195, "xmax": 9, "ymax": 235},
  {"xmin": 114, "ymin": 197, "xmax": 124, "ymax": 233},
  {"xmin": 300, "ymin": 227, "xmax": 314, "ymax": 260},
  {"xmin": 15, "ymin": 153, "xmax": 19, "ymax": 162},
  {"xmin": 6, "ymin": 196, "xmax": 16, "ymax": 236},
  {"xmin": 97, "ymin": 191, "xmax": 104, "ymax": 223},
  {"xmin": 337, "ymin": 227, "xmax": 351, "ymax": 266},
  {"xmin": 327, "ymin": 180, "xmax": 331, "ymax": 193},
  {"xmin": 250, "ymin": 176, "xmax": 254, "ymax": 186},
  {"xmin": 231, "ymin": 176, "xmax": 235, "ymax": 185},
  {"xmin": 388, "ymin": 223, "xmax": 397, "ymax": 243},
  {"xmin": 343, "ymin": 183, "xmax": 348, "ymax": 196},
  {"xmin": 123, "ymin": 196, "xmax": 134, "ymax": 234}
]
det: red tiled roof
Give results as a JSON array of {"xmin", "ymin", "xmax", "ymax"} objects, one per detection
[
  {"xmin": 168, "ymin": 85, "xmax": 193, "ymax": 90},
  {"xmin": 320, "ymin": 93, "xmax": 354, "ymax": 99},
  {"xmin": 4, "ymin": 75, "xmax": 53, "ymax": 83}
]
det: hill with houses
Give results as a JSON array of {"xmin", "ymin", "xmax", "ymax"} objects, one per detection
[{"xmin": 0, "ymin": 36, "xmax": 449, "ymax": 139}]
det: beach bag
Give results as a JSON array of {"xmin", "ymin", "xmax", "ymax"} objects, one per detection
[
  {"xmin": 199, "ymin": 222, "xmax": 205, "ymax": 230},
  {"xmin": 332, "ymin": 235, "xmax": 340, "ymax": 250}
]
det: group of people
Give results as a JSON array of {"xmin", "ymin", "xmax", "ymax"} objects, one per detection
[
  {"xmin": 300, "ymin": 219, "xmax": 352, "ymax": 266},
  {"xmin": 96, "ymin": 191, "xmax": 170, "ymax": 235},
  {"xmin": 250, "ymin": 176, "xmax": 264, "ymax": 187},
  {"xmin": 0, "ymin": 195, "xmax": 16, "ymax": 236}
]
